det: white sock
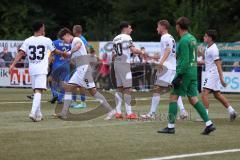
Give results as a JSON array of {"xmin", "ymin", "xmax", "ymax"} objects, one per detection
[
  {"xmin": 168, "ymin": 123, "xmax": 175, "ymax": 128},
  {"xmin": 149, "ymin": 93, "xmax": 160, "ymax": 114},
  {"xmin": 31, "ymin": 92, "xmax": 41, "ymax": 115},
  {"xmin": 124, "ymin": 94, "xmax": 132, "ymax": 115},
  {"xmin": 36, "ymin": 94, "xmax": 42, "ymax": 117},
  {"xmin": 205, "ymin": 120, "xmax": 213, "ymax": 127},
  {"xmin": 93, "ymin": 91, "xmax": 112, "ymax": 111},
  {"xmin": 62, "ymin": 92, "xmax": 72, "ymax": 114},
  {"xmin": 115, "ymin": 92, "xmax": 123, "ymax": 113},
  {"xmin": 36, "ymin": 105, "xmax": 42, "ymax": 117},
  {"xmin": 177, "ymin": 96, "xmax": 185, "ymax": 111},
  {"xmin": 227, "ymin": 106, "xmax": 235, "ymax": 114}
]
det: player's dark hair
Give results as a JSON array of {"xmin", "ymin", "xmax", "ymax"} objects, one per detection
[
  {"xmin": 176, "ymin": 17, "xmax": 191, "ymax": 30},
  {"xmin": 58, "ymin": 27, "xmax": 72, "ymax": 39},
  {"xmin": 206, "ymin": 29, "xmax": 217, "ymax": 41},
  {"xmin": 158, "ymin": 20, "xmax": 170, "ymax": 30},
  {"xmin": 32, "ymin": 20, "xmax": 44, "ymax": 32},
  {"xmin": 73, "ymin": 25, "xmax": 83, "ymax": 34},
  {"xmin": 119, "ymin": 21, "xmax": 130, "ymax": 31}
]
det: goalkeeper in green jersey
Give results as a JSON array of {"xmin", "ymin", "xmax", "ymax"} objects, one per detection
[{"xmin": 158, "ymin": 17, "xmax": 216, "ymax": 135}]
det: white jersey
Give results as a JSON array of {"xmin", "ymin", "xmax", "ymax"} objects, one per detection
[
  {"xmin": 70, "ymin": 37, "xmax": 89, "ymax": 71},
  {"xmin": 159, "ymin": 33, "xmax": 176, "ymax": 70},
  {"xmin": 20, "ymin": 36, "xmax": 55, "ymax": 76},
  {"xmin": 71, "ymin": 37, "xmax": 88, "ymax": 59},
  {"xmin": 113, "ymin": 34, "xmax": 133, "ymax": 63},
  {"xmin": 204, "ymin": 43, "xmax": 220, "ymax": 75}
]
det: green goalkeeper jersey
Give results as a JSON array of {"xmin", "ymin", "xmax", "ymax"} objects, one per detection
[{"xmin": 176, "ymin": 33, "xmax": 198, "ymax": 79}]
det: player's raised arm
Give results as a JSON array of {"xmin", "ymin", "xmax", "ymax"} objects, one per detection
[
  {"xmin": 129, "ymin": 45, "xmax": 145, "ymax": 56},
  {"xmin": 52, "ymin": 49, "xmax": 64, "ymax": 55},
  {"xmin": 52, "ymin": 48, "xmax": 69, "ymax": 58},
  {"xmin": 47, "ymin": 39, "xmax": 69, "ymax": 58}
]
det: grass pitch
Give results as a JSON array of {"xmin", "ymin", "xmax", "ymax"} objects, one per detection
[{"xmin": 0, "ymin": 88, "xmax": 240, "ymax": 160}]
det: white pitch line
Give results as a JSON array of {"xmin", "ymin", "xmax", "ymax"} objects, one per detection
[
  {"xmin": 0, "ymin": 101, "xmax": 47, "ymax": 104},
  {"xmin": 0, "ymin": 97, "xmax": 166, "ymax": 104},
  {"xmin": 142, "ymin": 149, "xmax": 240, "ymax": 160},
  {"xmin": 0, "ymin": 97, "xmax": 239, "ymax": 105}
]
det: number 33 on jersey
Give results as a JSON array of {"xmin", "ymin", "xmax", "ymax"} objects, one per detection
[{"xmin": 20, "ymin": 36, "xmax": 56, "ymax": 76}]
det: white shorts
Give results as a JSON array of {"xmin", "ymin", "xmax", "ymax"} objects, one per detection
[
  {"xmin": 203, "ymin": 74, "xmax": 221, "ymax": 92},
  {"xmin": 114, "ymin": 63, "xmax": 132, "ymax": 88},
  {"xmin": 155, "ymin": 69, "xmax": 176, "ymax": 87},
  {"xmin": 68, "ymin": 65, "xmax": 95, "ymax": 89},
  {"xmin": 31, "ymin": 74, "xmax": 47, "ymax": 90}
]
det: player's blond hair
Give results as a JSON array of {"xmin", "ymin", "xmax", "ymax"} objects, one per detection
[{"xmin": 158, "ymin": 20, "xmax": 170, "ymax": 30}]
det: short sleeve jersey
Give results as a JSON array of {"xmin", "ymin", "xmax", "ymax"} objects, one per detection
[
  {"xmin": 113, "ymin": 34, "xmax": 133, "ymax": 63},
  {"xmin": 20, "ymin": 36, "xmax": 55, "ymax": 76}
]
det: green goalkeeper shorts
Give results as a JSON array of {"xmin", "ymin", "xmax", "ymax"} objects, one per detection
[{"xmin": 171, "ymin": 77, "xmax": 199, "ymax": 97}]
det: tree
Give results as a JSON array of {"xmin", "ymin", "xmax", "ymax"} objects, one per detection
[{"xmin": 0, "ymin": 0, "xmax": 240, "ymax": 41}]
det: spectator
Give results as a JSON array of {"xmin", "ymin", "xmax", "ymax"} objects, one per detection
[
  {"xmin": 0, "ymin": 58, "xmax": 5, "ymax": 67},
  {"xmin": 146, "ymin": 52, "xmax": 161, "ymax": 89},
  {"xmin": 131, "ymin": 52, "xmax": 144, "ymax": 91},
  {"xmin": 15, "ymin": 56, "xmax": 26, "ymax": 68},
  {"xmin": 232, "ymin": 61, "xmax": 240, "ymax": 72},
  {"xmin": 141, "ymin": 47, "xmax": 152, "ymax": 90},
  {"xmin": 0, "ymin": 47, "xmax": 13, "ymax": 67},
  {"xmin": 15, "ymin": 45, "xmax": 26, "ymax": 68},
  {"xmin": 97, "ymin": 53, "xmax": 111, "ymax": 90}
]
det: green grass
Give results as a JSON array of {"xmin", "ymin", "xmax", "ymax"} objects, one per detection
[{"xmin": 0, "ymin": 88, "xmax": 240, "ymax": 160}]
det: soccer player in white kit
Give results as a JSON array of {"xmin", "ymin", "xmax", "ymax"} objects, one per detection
[
  {"xmin": 113, "ymin": 21, "xmax": 145, "ymax": 119},
  {"xmin": 9, "ymin": 21, "xmax": 68, "ymax": 122},
  {"xmin": 201, "ymin": 30, "xmax": 237, "ymax": 121},
  {"xmin": 56, "ymin": 28, "xmax": 116, "ymax": 120},
  {"xmin": 140, "ymin": 20, "xmax": 188, "ymax": 120}
]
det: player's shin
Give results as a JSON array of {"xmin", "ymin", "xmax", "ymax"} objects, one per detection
[
  {"xmin": 149, "ymin": 93, "xmax": 160, "ymax": 114},
  {"xmin": 36, "ymin": 105, "xmax": 42, "ymax": 117},
  {"xmin": 93, "ymin": 91, "xmax": 112, "ymax": 111},
  {"xmin": 61, "ymin": 92, "xmax": 72, "ymax": 115},
  {"xmin": 193, "ymin": 101, "xmax": 213, "ymax": 126},
  {"xmin": 80, "ymin": 94, "xmax": 86, "ymax": 102},
  {"xmin": 58, "ymin": 88, "xmax": 65, "ymax": 103},
  {"xmin": 31, "ymin": 92, "xmax": 41, "ymax": 115},
  {"xmin": 50, "ymin": 81, "xmax": 58, "ymax": 98},
  {"xmin": 168, "ymin": 102, "xmax": 178, "ymax": 128},
  {"xmin": 178, "ymin": 96, "xmax": 188, "ymax": 119},
  {"xmin": 124, "ymin": 94, "xmax": 132, "ymax": 115},
  {"xmin": 115, "ymin": 92, "xmax": 123, "ymax": 113},
  {"xmin": 177, "ymin": 96, "xmax": 185, "ymax": 111},
  {"xmin": 72, "ymin": 93, "xmax": 77, "ymax": 102}
]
